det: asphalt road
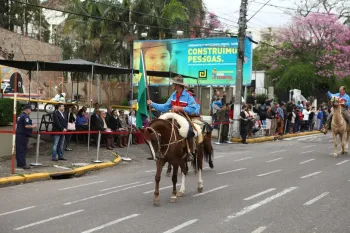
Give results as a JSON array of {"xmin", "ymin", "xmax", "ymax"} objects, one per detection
[{"xmin": 0, "ymin": 134, "xmax": 350, "ymax": 233}]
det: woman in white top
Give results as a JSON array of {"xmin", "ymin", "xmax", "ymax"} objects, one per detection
[{"xmin": 302, "ymin": 108, "xmax": 311, "ymax": 131}]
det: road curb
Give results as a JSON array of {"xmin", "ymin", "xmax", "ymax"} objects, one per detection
[
  {"xmin": 0, "ymin": 154, "xmax": 122, "ymax": 188},
  {"xmin": 231, "ymin": 131, "xmax": 322, "ymax": 143}
]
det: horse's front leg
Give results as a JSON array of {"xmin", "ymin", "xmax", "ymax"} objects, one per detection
[
  {"xmin": 177, "ymin": 165, "xmax": 186, "ymax": 197},
  {"xmin": 346, "ymin": 131, "xmax": 350, "ymax": 154},
  {"xmin": 170, "ymin": 165, "xmax": 179, "ymax": 203},
  {"xmin": 154, "ymin": 159, "xmax": 165, "ymax": 206},
  {"xmin": 341, "ymin": 133, "xmax": 346, "ymax": 155},
  {"xmin": 333, "ymin": 133, "xmax": 338, "ymax": 158},
  {"xmin": 197, "ymin": 169, "xmax": 203, "ymax": 193}
]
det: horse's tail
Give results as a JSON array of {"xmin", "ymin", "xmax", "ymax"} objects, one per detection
[{"xmin": 203, "ymin": 132, "xmax": 214, "ymax": 169}]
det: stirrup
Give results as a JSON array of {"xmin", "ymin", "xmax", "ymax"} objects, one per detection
[
  {"xmin": 320, "ymin": 127, "xmax": 328, "ymax": 134},
  {"xmin": 187, "ymin": 152, "xmax": 194, "ymax": 161}
]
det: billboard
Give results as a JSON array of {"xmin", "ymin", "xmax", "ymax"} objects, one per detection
[{"xmin": 133, "ymin": 37, "xmax": 253, "ymax": 86}]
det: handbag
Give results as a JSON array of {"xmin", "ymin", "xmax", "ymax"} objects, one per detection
[{"xmin": 67, "ymin": 122, "xmax": 76, "ymax": 131}]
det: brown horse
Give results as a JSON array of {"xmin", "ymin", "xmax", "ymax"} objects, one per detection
[{"xmin": 144, "ymin": 116, "xmax": 214, "ymax": 206}]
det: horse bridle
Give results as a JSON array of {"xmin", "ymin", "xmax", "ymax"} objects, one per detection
[{"xmin": 146, "ymin": 117, "xmax": 185, "ymax": 159}]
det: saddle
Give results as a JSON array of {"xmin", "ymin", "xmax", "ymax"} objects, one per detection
[{"xmin": 159, "ymin": 112, "xmax": 204, "ymax": 143}]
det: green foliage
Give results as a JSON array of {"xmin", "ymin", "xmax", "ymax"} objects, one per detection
[
  {"xmin": 0, "ymin": 99, "xmax": 21, "ymax": 126},
  {"xmin": 0, "ymin": 0, "xmax": 50, "ymax": 42},
  {"xmin": 255, "ymin": 94, "xmax": 268, "ymax": 105},
  {"xmin": 275, "ymin": 63, "xmax": 318, "ymax": 97},
  {"xmin": 120, "ymin": 99, "xmax": 129, "ymax": 106}
]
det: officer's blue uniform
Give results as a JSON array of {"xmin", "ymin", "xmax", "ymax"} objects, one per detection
[{"xmin": 16, "ymin": 112, "xmax": 33, "ymax": 167}]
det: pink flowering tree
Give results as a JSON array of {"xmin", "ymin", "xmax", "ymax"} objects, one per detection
[
  {"xmin": 266, "ymin": 13, "xmax": 350, "ymax": 96},
  {"xmin": 204, "ymin": 12, "xmax": 223, "ymax": 37}
]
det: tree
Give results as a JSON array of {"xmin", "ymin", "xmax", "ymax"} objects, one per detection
[
  {"xmin": 132, "ymin": 0, "xmax": 189, "ymax": 39},
  {"xmin": 295, "ymin": 0, "xmax": 350, "ymax": 21},
  {"xmin": 263, "ymin": 13, "xmax": 350, "ymax": 97},
  {"xmin": 252, "ymin": 27, "xmax": 276, "ymax": 71},
  {"xmin": 204, "ymin": 12, "xmax": 223, "ymax": 37},
  {"xmin": 0, "ymin": 0, "xmax": 50, "ymax": 42}
]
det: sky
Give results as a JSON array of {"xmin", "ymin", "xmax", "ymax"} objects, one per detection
[{"xmin": 203, "ymin": 0, "xmax": 296, "ymax": 41}]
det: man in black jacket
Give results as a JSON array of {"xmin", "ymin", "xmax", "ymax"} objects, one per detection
[{"xmin": 52, "ymin": 103, "xmax": 68, "ymax": 161}]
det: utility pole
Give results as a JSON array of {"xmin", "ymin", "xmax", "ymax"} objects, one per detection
[{"xmin": 232, "ymin": 0, "xmax": 248, "ymax": 137}]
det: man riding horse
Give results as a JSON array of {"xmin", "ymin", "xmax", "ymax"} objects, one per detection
[
  {"xmin": 147, "ymin": 75, "xmax": 200, "ymax": 162},
  {"xmin": 322, "ymin": 86, "xmax": 350, "ymax": 134}
]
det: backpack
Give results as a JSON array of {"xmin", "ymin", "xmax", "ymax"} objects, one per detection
[{"xmin": 298, "ymin": 111, "xmax": 303, "ymax": 121}]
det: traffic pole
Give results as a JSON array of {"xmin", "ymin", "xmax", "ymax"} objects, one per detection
[
  {"xmin": 232, "ymin": 0, "xmax": 248, "ymax": 138},
  {"xmin": 11, "ymin": 92, "xmax": 17, "ymax": 174},
  {"xmin": 31, "ymin": 62, "xmax": 42, "ymax": 166},
  {"xmin": 93, "ymin": 131, "xmax": 103, "ymax": 163},
  {"xmin": 11, "ymin": 73, "xmax": 18, "ymax": 173},
  {"xmin": 215, "ymin": 122, "xmax": 223, "ymax": 145}
]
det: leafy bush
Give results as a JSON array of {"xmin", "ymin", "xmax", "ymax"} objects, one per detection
[
  {"xmin": 0, "ymin": 99, "xmax": 22, "ymax": 126},
  {"xmin": 120, "ymin": 99, "xmax": 129, "ymax": 106},
  {"xmin": 255, "ymin": 94, "xmax": 268, "ymax": 105}
]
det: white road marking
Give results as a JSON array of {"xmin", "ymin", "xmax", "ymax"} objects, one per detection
[
  {"xmin": 225, "ymin": 187, "xmax": 298, "ymax": 221},
  {"xmin": 257, "ymin": 170, "xmax": 282, "ymax": 177},
  {"xmin": 304, "ymin": 192, "xmax": 329, "ymax": 206},
  {"xmin": 217, "ymin": 168, "xmax": 246, "ymax": 175},
  {"xmin": 328, "ymin": 146, "xmax": 334, "ymax": 149},
  {"xmin": 302, "ymin": 145, "xmax": 315, "ymax": 148},
  {"xmin": 145, "ymin": 169, "xmax": 156, "ymax": 173},
  {"xmin": 336, "ymin": 160, "xmax": 349, "ymax": 166},
  {"xmin": 188, "ymin": 167, "xmax": 210, "ymax": 173},
  {"xmin": 270, "ymin": 150, "xmax": 286, "ymax": 154},
  {"xmin": 0, "ymin": 206, "xmax": 35, "ymax": 217},
  {"xmin": 162, "ymin": 219, "xmax": 198, "ymax": 233},
  {"xmin": 99, "ymin": 182, "xmax": 141, "ymax": 192},
  {"xmin": 244, "ymin": 188, "xmax": 276, "ymax": 201},
  {"xmin": 252, "ymin": 226, "xmax": 267, "ymax": 233},
  {"xmin": 299, "ymin": 159, "xmax": 315, "ymax": 164},
  {"xmin": 193, "ymin": 185, "xmax": 228, "ymax": 197},
  {"xmin": 14, "ymin": 209, "xmax": 84, "ymax": 230},
  {"xmin": 65, "ymin": 182, "xmax": 152, "ymax": 205},
  {"xmin": 300, "ymin": 150, "xmax": 314, "ymax": 154},
  {"xmin": 234, "ymin": 157, "xmax": 252, "ymax": 162},
  {"xmin": 59, "ymin": 181, "xmax": 106, "ymax": 191},
  {"xmin": 300, "ymin": 171, "xmax": 322, "ymax": 179},
  {"xmin": 143, "ymin": 184, "xmax": 180, "ymax": 194},
  {"xmin": 328, "ymin": 139, "xmax": 333, "ymax": 142},
  {"xmin": 215, "ymin": 156, "xmax": 224, "ymax": 159},
  {"xmin": 81, "ymin": 214, "xmax": 140, "ymax": 233},
  {"xmin": 266, "ymin": 158, "xmax": 283, "ymax": 163}
]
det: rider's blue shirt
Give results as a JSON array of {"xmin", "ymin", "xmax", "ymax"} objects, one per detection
[
  {"xmin": 151, "ymin": 90, "xmax": 199, "ymax": 116},
  {"xmin": 328, "ymin": 91, "xmax": 350, "ymax": 108}
]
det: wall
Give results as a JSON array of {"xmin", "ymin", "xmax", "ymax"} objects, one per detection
[{"xmin": 0, "ymin": 27, "xmax": 62, "ymax": 98}]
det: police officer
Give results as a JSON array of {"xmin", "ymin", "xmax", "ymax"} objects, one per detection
[{"xmin": 16, "ymin": 104, "xmax": 37, "ymax": 169}]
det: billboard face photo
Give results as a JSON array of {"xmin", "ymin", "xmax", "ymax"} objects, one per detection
[{"xmin": 133, "ymin": 37, "xmax": 253, "ymax": 86}]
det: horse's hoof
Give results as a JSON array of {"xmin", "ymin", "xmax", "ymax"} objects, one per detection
[
  {"xmin": 197, "ymin": 187, "xmax": 203, "ymax": 193},
  {"xmin": 177, "ymin": 192, "xmax": 185, "ymax": 197},
  {"xmin": 333, "ymin": 153, "xmax": 338, "ymax": 158},
  {"xmin": 170, "ymin": 196, "xmax": 177, "ymax": 203},
  {"xmin": 166, "ymin": 171, "xmax": 171, "ymax": 177},
  {"xmin": 209, "ymin": 161, "xmax": 214, "ymax": 169},
  {"xmin": 153, "ymin": 198, "xmax": 160, "ymax": 206}
]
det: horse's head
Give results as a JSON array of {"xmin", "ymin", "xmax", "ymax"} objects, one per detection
[
  {"xmin": 331, "ymin": 96, "xmax": 345, "ymax": 108},
  {"xmin": 144, "ymin": 119, "xmax": 174, "ymax": 160}
]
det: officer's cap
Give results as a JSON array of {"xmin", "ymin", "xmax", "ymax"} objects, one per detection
[{"xmin": 23, "ymin": 104, "xmax": 32, "ymax": 110}]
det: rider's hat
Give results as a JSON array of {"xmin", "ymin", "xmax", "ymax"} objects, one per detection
[{"xmin": 171, "ymin": 75, "xmax": 187, "ymax": 87}]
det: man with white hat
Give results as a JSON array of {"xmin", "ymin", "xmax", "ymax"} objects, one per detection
[
  {"xmin": 147, "ymin": 75, "xmax": 199, "ymax": 116},
  {"xmin": 147, "ymin": 75, "xmax": 199, "ymax": 164}
]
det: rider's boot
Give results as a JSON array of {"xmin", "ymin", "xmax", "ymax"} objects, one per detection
[{"xmin": 187, "ymin": 139, "xmax": 195, "ymax": 161}]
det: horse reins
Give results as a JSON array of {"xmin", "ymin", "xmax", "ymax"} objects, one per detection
[{"xmin": 146, "ymin": 118, "xmax": 184, "ymax": 159}]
